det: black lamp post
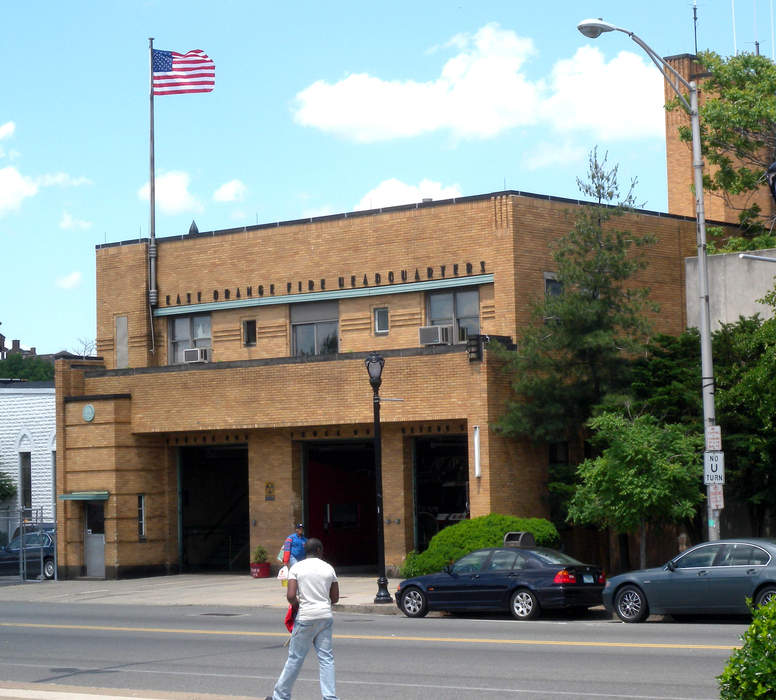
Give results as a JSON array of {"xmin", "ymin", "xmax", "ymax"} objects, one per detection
[{"xmin": 365, "ymin": 351, "xmax": 392, "ymax": 603}]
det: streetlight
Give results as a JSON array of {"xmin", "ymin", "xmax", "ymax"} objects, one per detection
[
  {"xmin": 364, "ymin": 351, "xmax": 392, "ymax": 603},
  {"xmin": 577, "ymin": 19, "xmax": 721, "ymax": 540}
]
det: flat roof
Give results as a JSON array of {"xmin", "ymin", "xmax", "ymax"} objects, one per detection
[{"xmin": 96, "ymin": 189, "xmax": 705, "ymax": 251}]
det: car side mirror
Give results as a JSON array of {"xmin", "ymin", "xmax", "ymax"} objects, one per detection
[
  {"xmin": 666, "ymin": 560, "xmax": 676, "ymax": 572},
  {"xmin": 444, "ymin": 564, "xmax": 453, "ymax": 575}
]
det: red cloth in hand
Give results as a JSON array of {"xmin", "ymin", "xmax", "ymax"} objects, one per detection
[{"xmin": 284, "ymin": 604, "xmax": 297, "ymax": 633}]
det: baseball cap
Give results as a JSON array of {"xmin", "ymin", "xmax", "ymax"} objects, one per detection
[{"xmin": 295, "ymin": 522, "xmax": 304, "ymax": 529}]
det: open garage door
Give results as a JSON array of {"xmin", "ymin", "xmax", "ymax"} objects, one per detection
[{"xmin": 179, "ymin": 445, "xmax": 249, "ymax": 571}]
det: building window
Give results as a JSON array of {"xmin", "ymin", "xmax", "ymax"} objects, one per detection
[
  {"xmin": 544, "ymin": 273, "xmax": 562, "ymax": 297},
  {"xmin": 243, "ymin": 319, "xmax": 257, "ymax": 347},
  {"xmin": 374, "ymin": 307, "xmax": 389, "ymax": 334},
  {"xmin": 291, "ymin": 301, "xmax": 338, "ymax": 356},
  {"xmin": 115, "ymin": 315, "xmax": 128, "ymax": 369},
  {"xmin": 428, "ymin": 288, "xmax": 479, "ymax": 342},
  {"xmin": 138, "ymin": 494, "xmax": 146, "ymax": 540},
  {"xmin": 169, "ymin": 314, "xmax": 211, "ymax": 364},
  {"xmin": 19, "ymin": 452, "xmax": 31, "ymax": 511}
]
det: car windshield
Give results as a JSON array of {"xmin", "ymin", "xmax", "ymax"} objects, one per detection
[{"xmin": 528, "ymin": 547, "xmax": 584, "ymax": 566}]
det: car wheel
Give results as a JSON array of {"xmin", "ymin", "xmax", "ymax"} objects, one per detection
[
  {"xmin": 400, "ymin": 586, "xmax": 428, "ymax": 618},
  {"xmin": 614, "ymin": 585, "xmax": 649, "ymax": 623},
  {"xmin": 510, "ymin": 588, "xmax": 540, "ymax": 620},
  {"xmin": 755, "ymin": 585, "xmax": 776, "ymax": 608},
  {"xmin": 43, "ymin": 558, "xmax": 55, "ymax": 580}
]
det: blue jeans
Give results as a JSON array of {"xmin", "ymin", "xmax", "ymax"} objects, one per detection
[{"xmin": 272, "ymin": 616, "xmax": 338, "ymax": 700}]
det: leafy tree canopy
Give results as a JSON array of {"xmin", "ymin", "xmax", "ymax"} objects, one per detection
[
  {"xmin": 0, "ymin": 353, "xmax": 54, "ymax": 381},
  {"xmin": 567, "ymin": 412, "xmax": 703, "ymax": 567},
  {"xmin": 673, "ymin": 51, "xmax": 776, "ymax": 250},
  {"xmin": 495, "ymin": 148, "xmax": 656, "ymax": 443}
]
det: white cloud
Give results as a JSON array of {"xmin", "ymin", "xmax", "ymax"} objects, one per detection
[
  {"xmin": 523, "ymin": 141, "xmax": 588, "ymax": 171},
  {"xmin": 56, "ymin": 271, "xmax": 82, "ymax": 290},
  {"xmin": 293, "ymin": 24, "xmax": 664, "ymax": 147},
  {"xmin": 138, "ymin": 171, "xmax": 203, "ymax": 214},
  {"xmin": 540, "ymin": 46, "xmax": 664, "ymax": 141},
  {"xmin": 353, "ymin": 178, "xmax": 462, "ymax": 211},
  {"xmin": 37, "ymin": 172, "xmax": 93, "ymax": 187},
  {"xmin": 60, "ymin": 211, "xmax": 93, "ymax": 230},
  {"xmin": 293, "ymin": 23, "xmax": 541, "ymax": 142},
  {"xmin": 0, "ymin": 122, "xmax": 15, "ymax": 140},
  {"xmin": 213, "ymin": 179, "xmax": 246, "ymax": 202},
  {"xmin": 302, "ymin": 205, "xmax": 336, "ymax": 218},
  {"xmin": 0, "ymin": 166, "xmax": 38, "ymax": 217}
]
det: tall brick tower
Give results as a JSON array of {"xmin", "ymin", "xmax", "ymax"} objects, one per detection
[{"xmin": 664, "ymin": 54, "xmax": 776, "ymax": 224}]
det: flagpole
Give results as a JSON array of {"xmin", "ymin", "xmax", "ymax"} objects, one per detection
[
  {"xmin": 148, "ymin": 37, "xmax": 158, "ymax": 309},
  {"xmin": 148, "ymin": 38, "xmax": 157, "ymax": 355}
]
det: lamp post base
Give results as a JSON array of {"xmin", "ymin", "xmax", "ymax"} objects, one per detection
[{"xmin": 374, "ymin": 576, "xmax": 393, "ymax": 604}]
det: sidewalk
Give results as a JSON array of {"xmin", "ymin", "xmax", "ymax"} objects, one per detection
[{"xmin": 0, "ymin": 573, "xmax": 401, "ymax": 614}]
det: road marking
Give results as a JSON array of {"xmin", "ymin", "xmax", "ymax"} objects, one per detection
[
  {"xmin": 0, "ymin": 622, "xmax": 739, "ymax": 650},
  {"xmin": 0, "ymin": 666, "xmax": 720, "ymax": 700}
]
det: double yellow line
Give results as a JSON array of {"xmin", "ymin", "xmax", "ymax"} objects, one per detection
[{"xmin": 0, "ymin": 622, "xmax": 739, "ymax": 650}]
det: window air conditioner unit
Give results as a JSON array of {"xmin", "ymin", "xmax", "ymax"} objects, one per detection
[
  {"xmin": 183, "ymin": 347, "xmax": 210, "ymax": 363},
  {"xmin": 419, "ymin": 325, "xmax": 453, "ymax": 345}
]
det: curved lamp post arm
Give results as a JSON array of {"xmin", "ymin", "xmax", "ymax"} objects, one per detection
[
  {"xmin": 577, "ymin": 19, "xmax": 692, "ymax": 111},
  {"xmin": 577, "ymin": 18, "xmax": 719, "ymax": 541}
]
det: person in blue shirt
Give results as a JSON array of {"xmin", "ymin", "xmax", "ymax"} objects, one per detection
[{"xmin": 282, "ymin": 523, "xmax": 307, "ymax": 567}]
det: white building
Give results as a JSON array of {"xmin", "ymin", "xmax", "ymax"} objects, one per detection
[{"xmin": 0, "ymin": 380, "xmax": 56, "ymax": 540}]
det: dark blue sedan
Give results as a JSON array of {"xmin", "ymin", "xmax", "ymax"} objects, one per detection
[
  {"xmin": 395, "ymin": 546, "xmax": 605, "ymax": 620},
  {"xmin": 603, "ymin": 538, "xmax": 776, "ymax": 622},
  {"xmin": 0, "ymin": 531, "xmax": 56, "ymax": 580}
]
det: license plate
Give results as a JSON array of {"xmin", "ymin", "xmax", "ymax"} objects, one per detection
[{"xmin": 583, "ymin": 574, "xmax": 594, "ymax": 584}]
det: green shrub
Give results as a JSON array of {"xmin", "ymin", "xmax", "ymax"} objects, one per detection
[
  {"xmin": 718, "ymin": 597, "xmax": 776, "ymax": 699},
  {"xmin": 399, "ymin": 513, "xmax": 559, "ymax": 578}
]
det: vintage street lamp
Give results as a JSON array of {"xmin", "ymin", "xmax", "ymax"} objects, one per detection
[
  {"xmin": 577, "ymin": 18, "xmax": 721, "ymax": 541},
  {"xmin": 365, "ymin": 351, "xmax": 392, "ymax": 603}
]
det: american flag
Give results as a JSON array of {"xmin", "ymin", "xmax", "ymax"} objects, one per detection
[{"xmin": 152, "ymin": 49, "xmax": 215, "ymax": 96}]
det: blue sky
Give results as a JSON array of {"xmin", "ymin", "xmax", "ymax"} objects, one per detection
[{"xmin": 1, "ymin": 0, "xmax": 770, "ymax": 354}]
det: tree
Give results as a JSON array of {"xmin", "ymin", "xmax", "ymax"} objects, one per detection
[
  {"xmin": 673, "ymin": 51, "xmax": 776, "ymax": 249},
  {"xmin": 713, "ymin": 315, "xmax": 776, "ymax": 535},
  {"xmin": 567, "ymin": 412, "xmax": 703, "ymax": 568},
  {"xmin": 631, "ymin": 316, "xmax": 776, "ymax": 537},
  {"xmin": 496, "ymin": 148, "xmax": 657, "ymax": 443},
  {"xmin": 0, "ymin": 471, "xmax": 17, "ymax": 502},
  {"xmin": 0, "ymin": 353, "xmax": 54, "ymax": 381}
]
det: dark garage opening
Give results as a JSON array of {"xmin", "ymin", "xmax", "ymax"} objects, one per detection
[
  {"xmin": 305, "ymin": 441, "xmax": 377, "ymax": 571},
  {"xmin": 179, "ymin": 445, "xmax": 249, "ymax": 571},
  {"xmin": 414, "ymin": 435, "xmax": 469, "ymax": 552}
]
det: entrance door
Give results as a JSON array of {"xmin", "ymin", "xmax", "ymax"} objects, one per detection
[
  {"xmin": 414, "ymin": 436, "xmax": 469, "ymax": 552},
  {"xmin": 305, "ymin": 442, "xmax": 377, "ymax": 569},
  {"xmin": 84, "ymin": 501, "xmax": 105, "ymax": 578}
]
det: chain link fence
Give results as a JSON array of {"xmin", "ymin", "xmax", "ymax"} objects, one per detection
[{"xmin": 0, "ymin": 507, "xmax": 57, "ymax": 582}]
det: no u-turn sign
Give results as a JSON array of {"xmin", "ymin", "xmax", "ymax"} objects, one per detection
[{"xmin": 704, "ymin": 451, "xmax": 725, "ymax": 484}]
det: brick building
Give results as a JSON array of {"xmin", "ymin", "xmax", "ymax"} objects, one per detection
[{"xmin": 53, "ymin": 190, "xmax": 710, "ymax": 579}]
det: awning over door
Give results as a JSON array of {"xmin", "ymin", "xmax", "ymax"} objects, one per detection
[{"xmin": 58, "ymin": 491, "xmax": 109, "ymax": 501}]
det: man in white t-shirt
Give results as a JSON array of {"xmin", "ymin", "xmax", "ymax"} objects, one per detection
[{"xmin": 267, "ymin": 537, "xmax": 339, "ymax": 700}]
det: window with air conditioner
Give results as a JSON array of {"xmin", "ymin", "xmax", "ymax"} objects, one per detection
[
  {"xmin": 291, "ymin": 301, "xmax": 338, "ymax": 357},
  {"xmin": 427, "ymin": 288, "xmax": 479, "ymax": 343},
  {"xmin": 169, "ymin": 314, "xmax": 211, "ymax": 364}
]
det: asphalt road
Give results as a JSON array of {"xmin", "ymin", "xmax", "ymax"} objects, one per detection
[{"xmin": 0, "ymin": 602, "xmax": 747, "ymax": 699}]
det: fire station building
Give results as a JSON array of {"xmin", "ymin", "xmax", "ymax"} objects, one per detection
[{"xmin": 55, "ymin": 191, "xmax": 700, "ymax": 578}]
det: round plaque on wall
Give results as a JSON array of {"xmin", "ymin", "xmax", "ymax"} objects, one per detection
[{"xmin": 82, "ymin": 404, "xmax": 95, "ymax": 422}]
